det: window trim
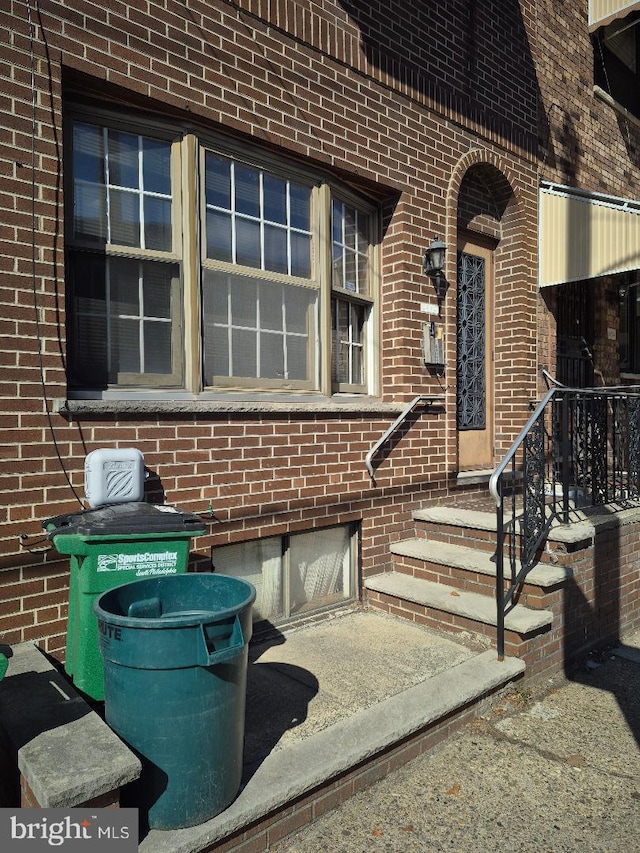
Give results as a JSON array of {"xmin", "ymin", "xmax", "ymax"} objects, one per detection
[
  {"xmin": 64, "ymin": 110, "xmax": 185, "ymax": 388},
  {"xmin": 64, "ymin": 104, "xmax": 380, "ymax": 399}
]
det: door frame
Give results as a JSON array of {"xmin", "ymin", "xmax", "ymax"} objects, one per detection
[{"xmin": 456, "ymin": 236, "xmax": 495, "ymax": 472}]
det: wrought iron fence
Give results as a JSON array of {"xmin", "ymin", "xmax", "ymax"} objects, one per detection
[{"xmin": 489, "ymin": 385, "xmax": 640, "ymax": 660}]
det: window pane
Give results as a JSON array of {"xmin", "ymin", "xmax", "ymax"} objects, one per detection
[
  {"xmin": 142, "ymin": 138, "xmax": 171, "ymax": 194},
  {"xmin": 236, "ymin": 218, "xmax": 261, "ymax": 268},
  {"xmin": 110, "ymin": 257, "xmax": 140, "ymax": 316},
  {"xmin": 231, "ymin": 276, "xmax": 257, "ymax": 328},
  {"xmin": 235, "ymin": 165, "xmax": 260, "ymax": 217},
  {"xmin": 290, "ymin": 183, "xmax": 311, "ymax": 230},
  {"xmin": 73, "ymin": 314, "xmax": 108, "ymax": 387},
  {"xmin": 144, "ymin": 320, "xmax": 172, "ymax": 373},
  {"xmin": 289, "ymin": 526, "xmax": 351, "ymax": 614},
  {"xmin": 290, "ymin": 232, "xmax": 311, "ymax": 278},
  {"xmin": 357, "ymin": 212, "xmax": 369, "ymax": 254},
  {"xmin": 332, "ymin": 199, "xmax": 343, "ymax": 243},
  {"xmin": 207, "ymin": 210, "xmax": 232, "ymax": 262},
  {"xmin": 144, "ymin": 196, "xmax": 172, "ymax": 251},
  {"xmin": 74, "ymin": 182, "xmax": 106, "ymax": 242},
  {"xmin": 344, "ymin": 250, "xmax": 357, "ymax": 292},
  {"xmin": 111, "ymin": 317, "xmax": 140, "ymax": 375},
  {"xmin": 332, "ymin": 245, "xmax": 344, "ymax": 289},
  {"xmin": 344, "ymin": 206, "xmax": 357, "ymax": 250},
  {"xmin": 286, "ymin": 335, "xmax": 308, "ymax": 380},
  {"xmin": 332, "ymin": 298, "xmax": 365, "ymax": 386},
  {"xmin": 263, "ymin": 174, "xmax": 287, "ymax": 224},
  {"xmin": 211, "ymin": 538, "xmax": 284, "ymax": 622},
  {"xmin": 202, "ymin": 270, "xmax": 316, "ymax": 385},
  {"xmin": 232, "ymin": 328, "xmax": 257, "ymax": 376},
  {"xmin": 261, "ymin": 285, "xmax": 283, "ymax": 331},
  {"xmin": 69, "ymin": 251, "xmax": 108, "ymax": 387},
  {"xmin": 72, "ymin": 252, "xmax": 107, "ymax": 314},
  {"xmin": 202, "ymin": 270, "xmax": 228, "ymax": 324},
  {"xmin": 109, "ymin": 188, "xmax": 140, "ymax": 246},
  {"xmin": 261, "ymin": 331, "xmax": 285, "ymax": 379},
  {"xmin": 287, "ymin": 284, "xmax": 311, "ymax": 335},
  {"xmin": 205, "ymin": 155, "xmax": 231, "ymax": 209},
  {"xmin": 264, "ymin": 224, "xmax": 288, "ymax": 274},
  {"xmin": 204, "ymin": 330, "xmax": 229, "ymax": 378},
  {"xmin": 73, "ymin": 123, "xmax": 104, "ymax": 184},
  {"xmin": 108, "ymin": 130, "xmax": 139, "ymax": 189},
  {"xmin": 142, "ymin": 261, "xmax": 173, "ymax": 318}
]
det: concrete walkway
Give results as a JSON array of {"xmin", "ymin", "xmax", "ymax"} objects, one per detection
[
  {"xmin": 140, "ymin": 609, "xmax": 523, "ymax": 852},
  {"xmin": 270, "ymin": 630, "xmax": 640, "ymax": 853}
]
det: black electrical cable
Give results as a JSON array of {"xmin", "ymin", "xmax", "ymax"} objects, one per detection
[{"xmin": 26, "ymin": 0, "xmax": 84, "ymax": 507}]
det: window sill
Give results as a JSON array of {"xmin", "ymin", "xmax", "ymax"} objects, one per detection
[{"xmin": 57, "ymin": 393, "xmax": 446, "ymax": 419}]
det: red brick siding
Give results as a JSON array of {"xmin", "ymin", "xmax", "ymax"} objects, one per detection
[{"xmin": 2, "ymin": 0, "xmax": 538, "ymax": 656}]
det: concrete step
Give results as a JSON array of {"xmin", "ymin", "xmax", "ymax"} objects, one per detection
[
  {"xmin": 391, "ymin": 538, "xmax": 572, "ymax": 588},
  {"xmin": 364, "ymin": 572, "xmax": 553, "ymax": 636},
  {"xmin": 139, "ymin": 644, "xmax": 525, "ymax": 853},
  {"xmin": 415, "ymin": 505, "xmax": 597, "ymax": 547}
]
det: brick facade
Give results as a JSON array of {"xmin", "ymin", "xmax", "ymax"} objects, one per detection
[{"xmin": 3, "ymin": 1, "xmax": 634, "ymax": 663}]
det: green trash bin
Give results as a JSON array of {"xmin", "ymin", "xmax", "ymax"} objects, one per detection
[
  {"xmin": 44, "ymin": 502, "xmax": 206, "ymax": 701},
  {"xmin": 94, "ymin": 573, "xmax": 256, "ymax": 830}
]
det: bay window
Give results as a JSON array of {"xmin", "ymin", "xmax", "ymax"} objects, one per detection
[{"xmin": 65, "ymin": 110, "xmax": 378, "ymax": 397}]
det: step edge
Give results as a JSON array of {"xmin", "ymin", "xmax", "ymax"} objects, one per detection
[
  {"xmin": 391, "ymin": 539, "xmax": 571, "ymax": 587},
  {"xmin": 140, "ymin": 649, "xmax": 524, "ymax": 853},
  {"xmin": 364, "ymin": 573, "xmax": 553, "ymax": 633}
]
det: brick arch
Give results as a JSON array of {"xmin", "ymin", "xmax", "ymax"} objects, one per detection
[
  {"xmin": 445, "ymin": 148, "xmax": 524, "ymax": 261},
  {"xmin": 444, "ymin": 149, "xmax": 537, "ymax": 458}
]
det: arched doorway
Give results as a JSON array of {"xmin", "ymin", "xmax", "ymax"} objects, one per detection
[{"xmin": 455, "ymin": 162, "xmax": 521, "ymax": 471}]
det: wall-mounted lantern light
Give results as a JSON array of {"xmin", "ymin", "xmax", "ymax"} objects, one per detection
[{"xmin": 422, "ymin": 237, "xmax": 446, "ymax": 277}]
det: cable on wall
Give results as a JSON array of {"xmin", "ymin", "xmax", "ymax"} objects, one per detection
[{"xmin": 25, "ymin": 0, "xmax": 84, "ymax": 508}]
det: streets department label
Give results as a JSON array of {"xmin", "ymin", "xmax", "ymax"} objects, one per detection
[{"xmin": 97, "ymin": 551, "xmax": 178, "ymax": 577}]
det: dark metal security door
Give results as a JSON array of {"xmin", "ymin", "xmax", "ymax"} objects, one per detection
[{"xmin": 457, "ymin": 241, "xmax": 494, "ymax": 470}]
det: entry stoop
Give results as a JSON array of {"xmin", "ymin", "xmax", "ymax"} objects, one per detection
[
  {"xmin": 364, "ymin": 505, "xmax": 576, "ymax": 660},
  {"xmin": 137, "ymin": 610, "xmax": 524, "ymax": 853}
]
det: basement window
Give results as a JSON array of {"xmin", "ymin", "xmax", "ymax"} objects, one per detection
[{"xmin": 210, "ymin": 524, "xmax": 358, "ymax": 624}]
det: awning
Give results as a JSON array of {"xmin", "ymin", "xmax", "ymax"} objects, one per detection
[
  {"xmin": 539, "ymin": 183, "xmax": 640, "ymax": 288},
  {"xmin": 588, "ymin": 1, "xmax": 640, "ymax": 31}
]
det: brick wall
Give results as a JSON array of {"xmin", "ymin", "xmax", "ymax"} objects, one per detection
[
  {"xmin": 535, "ymin": 0, "xmax": 640, "ymax": 384},
  {"xmin": 1, "ymin": 1, "xmax": 540, "ymax": 658}
]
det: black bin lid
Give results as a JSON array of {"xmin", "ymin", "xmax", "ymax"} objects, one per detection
[{"xmin": 43, "ymin": 502, "xmax": 207, "ymax": 538}]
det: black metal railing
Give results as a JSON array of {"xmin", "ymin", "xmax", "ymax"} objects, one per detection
[{"xmin": 489, "ymin": 385, "xmax": 640, "ymax": 660}]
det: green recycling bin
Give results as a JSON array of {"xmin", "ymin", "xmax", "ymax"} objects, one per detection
[
  {"xmin": 44, "ymin": 502, "xmax": 206, "ymax": 701},
  {"xmin": 94, "ymin": 573, "xmax": 256, "ymax": 830}
]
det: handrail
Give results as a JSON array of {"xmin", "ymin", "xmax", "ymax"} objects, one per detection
[
  {"xmin": 491, "ymin": 384, "xmax": 640, "ymax": 661},
  {"xmin": 489, "ymin": 386, "xmax": 556, "ymax": 507},
  {"xmin": 365, "ymin": 395, "xmax": 440, "ymax": 479}
]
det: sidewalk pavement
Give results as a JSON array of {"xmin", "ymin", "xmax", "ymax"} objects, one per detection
[{"xmin": 270, "ymin": 629, "xmax": 640, "ymax": 853}]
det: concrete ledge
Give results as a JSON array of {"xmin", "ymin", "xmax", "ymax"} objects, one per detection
[
  {"xmin": 0, "ymin": 643, "xmax": 140, "ymax": 808},
  {"xmin": 417, "ymin": 504, "xmax": 640, "ymax": 546},
  {"xmin": 365, "ymin": 573, "xmax": 553, "ymax": 635},
  {"xmin": 139, "ymin": 649, "xmax": 524, "ymax": 853},
  {"xmin": 391, "ymin": 538, "xmax": 572, "ymax": 588}
]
